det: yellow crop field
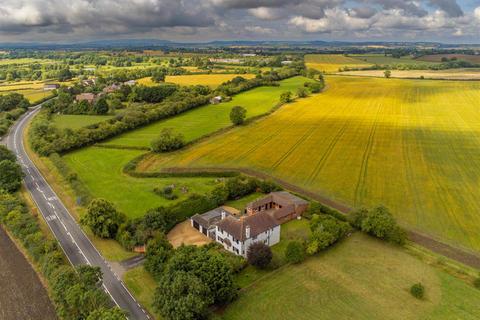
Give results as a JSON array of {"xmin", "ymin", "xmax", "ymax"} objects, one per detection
[
  {"xmin": 165, "ymin": 73, "xmax": 256, "ymax": 87},
  {"xmin": 339, "ymin": 69, "xmax": 480, "ymax": 80},
  {"xmin": 305, "ymin": 54, "xmax": 372, "ymax": 73},
  {"xmin": 140, "ymin": 75, "xmax": 480, "ymax": 252}
]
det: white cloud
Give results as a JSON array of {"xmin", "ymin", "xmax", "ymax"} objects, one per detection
[
  {"xmin": 475, "ymin": 7, "xmax": 480, "ymax": 20},
  {"xmin": 248, "ymin": 7, "xmax": 285, "ymax": 20}
]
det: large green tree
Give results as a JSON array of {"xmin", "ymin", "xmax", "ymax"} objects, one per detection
[
  {"xmin": 81, "ymin": 199, "xmax": 125, "ymax": 238},
  {"xmin": 151, "ymin": 128, "xmax": 185, "ymax": 153},
  {"xmin": 0, "ymin": 160, "xmax": 24, "ymax": 193},
  {"xmin": 229, "ymin": 106, "xmax": 247, "ymax": 125}
]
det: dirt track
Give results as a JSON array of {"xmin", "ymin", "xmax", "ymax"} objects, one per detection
[
  {"xmin": 159, "ymin": 166, "xmax": 480, "ymax": 270},
  {"xmin": 0, "ymin": 227, "xmax": 57, "ymax": 320}
]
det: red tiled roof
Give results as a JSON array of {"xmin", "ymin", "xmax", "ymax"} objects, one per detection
[{"xmin": 216, "ymin": 212, "xmax": 278, "ymax": 241}]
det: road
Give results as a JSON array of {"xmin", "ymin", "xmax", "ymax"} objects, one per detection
[{"xmin": 5, "ymin": 106, "xmax": 150, "ymax": 320}]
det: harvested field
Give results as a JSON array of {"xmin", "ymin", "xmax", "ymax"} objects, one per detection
[
  {"xmin": 305, "ymin": 54, "xmax": 372, "ymax": 73},
  {"xmin": 167, "ymin": 220, "xmax": 212, "ymax": 248},
  {"xmin": 0, "ymin": 227, "xmax": 57, "ymax": 320},
  {"xmin": 418, "ymin": 54, "xmax": 480, "ymax": 64},
  {"xmin": 338, "ymin": 69, "xmax": 480, "ymax": 80},
  {"xmin": 139, "ymin": 75, "xmax": 480, "ymax": 252}
]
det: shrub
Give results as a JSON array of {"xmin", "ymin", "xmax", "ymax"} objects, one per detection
[
  {"xmin": 280, "ymin": 91, "xmax": 292, "ymax": 104},
  {"xmin": 410, "ymin": 283, "xmax": 425, "ymax": 299},
  {"xmin": 0, "ymin": 160, "xmax": 24, "ymax": 193},
  {"xmin": 247, "ymin": 242, "xmax": 272, "ymax": 269},
  {"xmin": 296, "ymin": 87, "xmax": 308, "ymax": 98},
  {"xmin": 473, "ymin": 277, "xmax": 480, "ymax": 289},
  {"xmin": 307, "ymin": 214, "xmax": 351, "ymax": 255},
  {"xmin": 151, "ymin": 128, "xmax": 185, "ymax": 153},
  {"xmin": 360, "ymin": 206, "xmax": 406, "ymax": 245},
  {"xmin": 285, "ymin": 240, "xmax": 306, "ymax": 264},
  {"xmin": 230, "ymin": 106, "xmax": 247, "ymax": 125},
  {"xmin": 153, "ymin": 185, "xmax": 178, "ymax": 200}
]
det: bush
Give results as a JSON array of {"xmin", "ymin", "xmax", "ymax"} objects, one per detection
[
  {"xmin": 151, "ymin": 128, "xmax": 185, "ymax": 153},
  {"xmin": 247, "ymin": 242, "xmax": 272, "ymax": 269},
  {"xmin": 153, "ymin": 185, "xmax": 178, "ymax": 200},
  {"xmin": 296, "ymin": 87, "xmax": 308, "ymax": 98},
  {"xmin": 473, "ymin": 277, "xmax": 480, "ymax": 289},
  {"xmin": 285, "ymin": 240, "xmax": 306, "ymax": 264},
  {"xmin": 307, "ymin": 214, "xmax": 351, "ymax": 255},
  {"xmin": 0, "ymin": 160, "xmax": 24, "ymax": 193},
  {"xmin": 358, "ymin": 206, "xmax": 407, "ymax": 245},
  {"xmin": 280, "ymin": 91, "xmax": 292, "ymax": 104},
  {"xmin": 229, "ymin": 106, "xmax": 247, "ymax": 125},
  {"xmin": 410, "ymin": 283, "xmax": 425, "ymax": 299}
]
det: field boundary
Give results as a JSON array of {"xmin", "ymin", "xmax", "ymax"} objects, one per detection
[{"xmin": 137, "ymin": 165, "xmax": 480, "ymax": 270}]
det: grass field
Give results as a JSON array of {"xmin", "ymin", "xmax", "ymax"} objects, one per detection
[
  {"xmin": 104, "ymin": 76, "xmax": 313, "ymax": 148},
  {"xmin": 53, "ymin": 114, "xmax": 115, "ymax": 130},
  {"xmin": 339, "ymin": 69, "xmax": 480, "ymax": 80},
  {"xmin": 139, "ymin": 75, "xmax": 480, "ymax": 252},
  {"xmin": 223, "ymin": 233, "xmax": 480, "ymax": 320},
  {"xmin": 62, "ymin": 147, "xmax": 218, "ymax": 218},
  {"xmin": 418, "ymin": 54, "xmax": 480, "ymax": 64},
  {"xmin": 123, "ymin": 266, "xmax": 162, "ymax": 319},
  {"xmin": 305, "ymin": 54, "xmax": 372, "ymax": 73}
]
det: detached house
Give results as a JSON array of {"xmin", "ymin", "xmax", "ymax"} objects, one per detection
[
  {"xmin": 75, "ymin": 93, "xmax": 96, "ymax": 104},
  {"xmin": 215, "ymin": 212, "xmax": 280, "ymax": 257}
]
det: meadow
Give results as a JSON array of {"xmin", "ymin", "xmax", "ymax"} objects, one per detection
[
  {"xmin": 139, "ymin": 75, "xmax": 480, "ymax": 252},
  {"xmin": 418, "ymin": 54, "xmax": 480, "ymax": 64},
  {"xmin": 223, "ymin": 233, "xmax": 480, "ymax": 320},
  {"xmin": 62, "ymin": 147, "xmax": 218, "ymax": 218},
  {"xmin": 52, "ymin": 114, "xmax": 116, "ymax": 130},
  {"xmin": 104, "ymin": 76, "xmax": 313, "ymax": 148},
  {"xmin": 351, "ymin": 54, "xmax": 439, "ymax": 66},
  {"xmin": 305, "ymin": 54, "xmax": 372, "ymax": 73}
]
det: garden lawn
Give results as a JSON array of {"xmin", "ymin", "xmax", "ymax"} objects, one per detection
[
  {"xmin": 53, "ymin": 114, "xmax": 115, "ymax": 130},
  {"xmin": 62, "ymin": 147, "xmax": 218, "ymax": 218},
  {"xmin": 224, "ymin": 233, "xmax": 480, "ymax": 320},
  {"xmin": 104, "ymin": 76, "xmax": 313, "ymax": 148},
  {"xmin": 139, "ymin": 75, "xmax": 480, "ymax": 252}
]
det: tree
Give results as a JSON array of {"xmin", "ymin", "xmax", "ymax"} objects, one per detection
[
  {"xmin": 285, "ymin": 240, "xmax": 306, "ymax": 264},
  {"xmin": 229, "ymin": 106, "xmax": 247, "ymax": 125},
  {"xmin": 0, "ymin": 160, "xmax": 24, "ymax": 193},
  {"xmin": 151, "ymin": 128, "xmax": 185, "ymax": 153},
  {"xmin": 154, "ymin": 271, "xmax": 212, "ymax": 320},
  {"xmin": 384, "ymin": 70, "xmax": 392, "ymax": 78},
  {"xmin": 410, "ymin": 283, "xmax": 425, "ymax": 299},
  {"xmin": 280, "ymin": 91, "xmax": 292, "ymax": 104},
  {"xmin": 474, "ymin": 277, "xmax": 480, "ymax": 289},
  {"xmin": 296, "ymin": 87, "xmax": 308, "ymax": 98},
  {"xmin": 247, "ymin": 242, "xmax": 272, "ymax": 269},
  {"xmin": 0, "ymin": 146, "xmax": 16, "ymax": 162},
  {"xmin": 360, "ymin": 206, "xmax": 406, "ymax": 245},
  {"xmin": 86, "ymin": 307, "xmax": 126, "ymax": 320},
  {"xmin": 144, "ymin": 234, "xmax": 173, "ymax": 280},
  {"xmin": 81, "ymin": 199, "xmax": 125, "ymax": 238},
  {"xmin": 152, "ymin": 71, "xmax": 166, "ymax": 83},
  {"xmin": 58, "ymin": 68, "xmax": 73, "ymax": 82},
  {"xmin": 93, "ymin": 97, "xmax": 109, "ymax": 115}
]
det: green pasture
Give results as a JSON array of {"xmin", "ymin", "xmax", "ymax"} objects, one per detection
[{"xmin": 53, "ymin": 114, "xmax": 115, "ymax": 130}]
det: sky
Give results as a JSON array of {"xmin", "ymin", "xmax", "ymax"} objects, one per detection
[{"xmin": 0, "ymin": 0, "xmax": 479, "ymax": 43}]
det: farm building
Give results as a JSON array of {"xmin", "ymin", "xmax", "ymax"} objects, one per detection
[
  {"xmin": 75, "ymin": 93, "xmax": 96, "ymax": 104},
  {"xmin": 210, "ymin": 96, "xmax": 223, "ymax": 104},
  {"xmin": 43, "ymin": 83, "xmax": 60, "ymax": 91},
  {"xmin": 103, "ymin": 83, "xmax": 121, "ymax": 94},
  {"xmin": 246, "ymin": 191, "xmax": 309, "ymax": 224},
  {"xmin": 190, "ymin": 206, "xmax": 237, "ymax": 239},
  {"xmin": 215, "ymin": 212, "xmax": 280, "ymax": 257},
  {"xmin": 82, "ymin": 78, "xmax": 97, "ymax": 86},
  {"xmin": 124, "ymin": 80, "xmax": 137, "ymax": 86}
]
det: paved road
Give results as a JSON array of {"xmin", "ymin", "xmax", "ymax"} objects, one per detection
[{"xmin": 5, "ymin": 106, "xmax": 150, "ymax": 320}]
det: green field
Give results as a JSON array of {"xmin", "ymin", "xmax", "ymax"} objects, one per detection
[
  {"xmin": 139, "ymin": 75, "xmax": 480, "ymax": 252},
  {"xmin": 53, "ymin": 114, "xmax": 115, "ymax": 130},
  {"xmin": 351, "ymin": 54, "xmax": 439, "ymax": 66},
  {"xmin": 104, "ymin": 76, "xmax": 313, "ymax": 148},
  {"xmin": 123, "ymin": 266, "xmax": 162, "ymax": 319},
  {"xmin": 223, "ymin": 233, "xmax": 480, "ymax": 320},
  {"xmin": 62, "ymin": 147, "xmax": 218, "ymax": 218}
]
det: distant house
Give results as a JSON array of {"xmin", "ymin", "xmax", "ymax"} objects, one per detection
[
  {"xmin": 75, "ymin": 93, "xmax": 96, "ymax": 104},
  {"xmin": 209, "ymin": 58, "xmax": 242, "ymax": 64},
  {"xmin": 82, "ymin": 78, "xmax": 97, "ymax": 86},
  {"xmin": 210, "ymin": 96, "xmax": 223, "ymax": 104},
  {"xmin": 190, "ymin": 206, "xmax": 237, "ymax": 239},
  {"xmin": 124, "ymin": 80, "xmax": 136, "ymax": 86},
  {"xmin": 102, "ymin": 83, "xmax": 121, "ymax": 94},
  {"xmin": 281, "ymin": 60, "xmax": 293, "ymax": 65},
  {"xmin": 43, "ymin": 83, "xmax": 60, "ymax": 91},
  {"xmin": 215, "ymin": 211, "xmax": 280, "ymax": 257},
  {"xmin": 246, "ymin": 191, "xmax": 309, "ymax": 224}
]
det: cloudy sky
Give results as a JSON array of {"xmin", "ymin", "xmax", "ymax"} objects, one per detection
[{"xmin": 0, "ymin": 0, "xmax": 479, "ymax": 43}]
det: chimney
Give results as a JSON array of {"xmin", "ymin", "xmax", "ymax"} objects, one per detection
[
  {"xmin": 221, "ymin": 210, "xmax": 226, "ymax": 220},
  {"xmin": 245, "ymin": 225, "xmax": 251, "ymax": 239}
]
